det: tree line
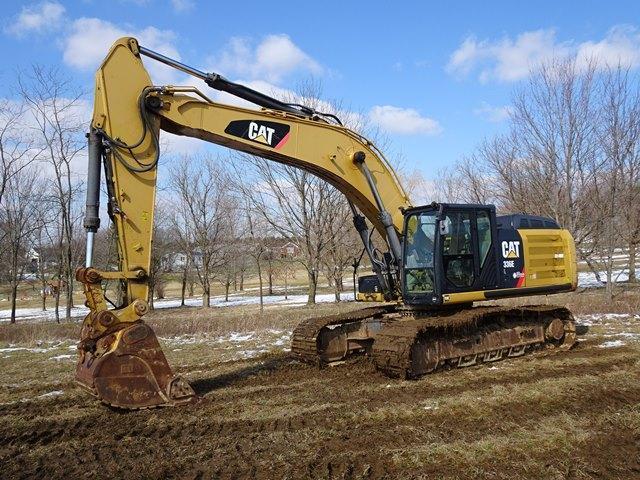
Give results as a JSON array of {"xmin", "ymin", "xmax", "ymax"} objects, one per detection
[
  {"xmin": 0, "ymin": 66, "xmax": 85, "ymax": 323},
  {"xmin": 412, "ymin": 58, "xmax": 640, "ymax": 299},
  {"xmin": 2, "ymin": 58, "xmax": 637, "ymax": 324}
]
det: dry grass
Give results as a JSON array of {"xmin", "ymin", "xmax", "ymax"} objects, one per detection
[
  {"xmin": 147, "ymin": 301, "xmax": 364, "ymax": 337},
  {"xmin": 0, "ymin": 301, "xmax": 365, "ymax": 346}
]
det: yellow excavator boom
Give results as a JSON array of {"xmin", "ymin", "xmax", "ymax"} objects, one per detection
[{"xmin": 76, "ymin": 37, "xmax": 411, "ymax": 408}]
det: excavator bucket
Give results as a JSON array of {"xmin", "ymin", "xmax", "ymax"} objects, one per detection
[{"xmin": 75, "ymin": 321, "xmax": 196, "ymax": 409}]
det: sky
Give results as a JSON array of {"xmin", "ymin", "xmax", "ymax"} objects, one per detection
[{"xmin": 2, "ymin": 0, "xmax": 640, "ymax": 180}]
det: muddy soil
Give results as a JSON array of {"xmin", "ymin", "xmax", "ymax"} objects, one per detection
[
  {"xmin": 1, "ymin": 309, "xmax": 639, "ymax": 479},
  {"xmin": 1, "ymin": 348, "xmax": 639, "ymax": 478}
]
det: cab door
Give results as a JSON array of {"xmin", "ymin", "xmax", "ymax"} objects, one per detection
[{"xmin": 440, "ymin": 207, "xmax": 498, "ymax": 294}]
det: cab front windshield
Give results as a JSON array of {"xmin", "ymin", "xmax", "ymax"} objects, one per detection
[{"xmin": 404, "ymin": 211, "xmax": 437, "ymax": 293}]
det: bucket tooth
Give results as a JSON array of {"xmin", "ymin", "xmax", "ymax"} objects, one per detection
[{"xmin": 75, "ymin": 321, "xmax": 196, "ymax": 409}]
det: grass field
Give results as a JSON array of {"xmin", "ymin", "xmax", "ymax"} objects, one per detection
[{"xmin": 0, "ymin": 287, "xmax": 639, "ymax": 479}]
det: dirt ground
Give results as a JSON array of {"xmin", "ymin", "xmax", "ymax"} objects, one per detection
[{"xmin": 1, "ymin": 293, "xmax": 639, "ymax": 480}]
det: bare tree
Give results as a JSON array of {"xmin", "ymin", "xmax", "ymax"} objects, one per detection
[
  {"xmin": 245, "ymin": 209, "xmax": 269, "ymax": 312},
  {"xmin": 603, "ymin": 67, "xmax": 640, "ymax": 283},
  {"xmin": 235, "ymin": 159, "xmax": 334, "ymax": 304},
  {"xmin": 435, "ymin": 147, "xmax": 500, "ymax": 206},
  {"xmin": 590, "ymin": 65, "xmax": 640, "ymax": 296},
  {"xmin": 165, "ymin": 204, "xmax": 195, "ymax": 306},
  {"xmin": 169, "ymin": 155, "xmax": 232, "ymax": 307},
  {"xmin": 0, "ymin": 99, "xmax": 41, "ymax": 208},
  {"xmin": 31, "ymin": 201, "xmax": 56, "ymax": 312},
  {"xmin": 214, "ymin": 208, "xmax": 242, "ymax": 303},
  {"xmin": 507, "ymin": 58, "xmax": 599, "ymax": 240},
  {"xmin": 321, "ymin": 195, "xmax": 361, "ymax": 301},
  {"xmin": 1, "ymin": 166, "xmax": 44, "ymax": 323},
  {"xmin": 147, "ymin": 202, "xmax": 172, "ymax": 309},
  {"xmin": 19, "ymin": 66, "xmax": 86, "ymax": 321}
]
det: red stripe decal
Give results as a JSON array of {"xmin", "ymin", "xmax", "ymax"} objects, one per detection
[
  {"xmin": 516, "ymin": 268, "xmax": 526, "ymax": 288},
  {"xmin": 274, "ymin": 132, "xmax": 290, "ymax": 150}
]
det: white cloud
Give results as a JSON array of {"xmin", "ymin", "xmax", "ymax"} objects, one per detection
[
  {"xmin": 209, "ymin": 34, "xmax": 323, "ymax": 84},
  {"xmin": 447, "ymin": 29, "xmax": 568, "ymax": 82},
  {"xmin": 473, "ymin": 101, "xmax": 512, "ymax": 123},
  {"xmin": 576, "ymin": 25, "xmax": 640, "ymax": 71},
  {"xmin": 62, "ymin": 18, "xmax": 183, "ymax": 85},
  {"xmin": 171, "ymin": 0, "xmax": 195, "ymax": 12},
  {"xmin": 447, "ymin": 25, "xmax": 640, "ymax": 82},
  {"xmin": 4, "ymin": 1, "xmax": 65, "ymax": 37},
  {"xmin": 368, "ymin": 105, "xmax": 442, "ymax": 136}
]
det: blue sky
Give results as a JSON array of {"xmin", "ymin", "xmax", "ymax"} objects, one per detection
[{"xmin": 2, "ymin": 0, "xmax": 640, "ymax": 179}]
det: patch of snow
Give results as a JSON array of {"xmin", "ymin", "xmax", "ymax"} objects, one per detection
[
  {"xmin": 0, "ymin": 347, "xmax": 26, "ymax": 353},
  {"xmin": 38, "ymin": 390, "xmax": 64, "ymax": 398},
  {"xmin": 0, "ymin": 346, "xmax": 52, "ymax": 354},
  {"xmin": 616, "ymin": 333, "xmax": 640, "ymax": 340},
  {"xmin": 599, "ymin": 340, "xmax": 626, "ymax": 348},
  {"xmin": 0, "ymin": 292, "xmax": 356, "ymax": 323},
  {"xmin": 49, "ymin": 354, "xmax": 75, "ymax": 361},
  {"xmin": 228, "ymin": 333, "xmax": 253, "ymax": 342},
  {"xmin": 575, "ymin": 313, "xmax": 639, "ymax": 326},
  {"xmin": 578, "ymin": 269, "xmax": 633, "ymax": 288}
]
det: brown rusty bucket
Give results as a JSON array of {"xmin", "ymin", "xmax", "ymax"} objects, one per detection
[{"xmin": 75, "ymin": 321, "xmax": 196, "ymax": 409}]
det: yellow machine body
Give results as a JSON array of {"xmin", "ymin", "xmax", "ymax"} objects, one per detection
[{"xmin": 76, "ymin": 37, "xmax": 578, "ymax": 408}]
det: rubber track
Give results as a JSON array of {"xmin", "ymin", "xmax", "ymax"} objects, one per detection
[
  {"xmin": 372, "ymin": 305, "xmax": 575, "ymax": 378},
  {"xmin": 290, "ymin": 305, "xmax": 396, "ymax": 363}
]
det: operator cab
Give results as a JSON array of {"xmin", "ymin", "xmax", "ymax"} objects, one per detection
[
  {"xmin": 402, "ymin": 203, "xmax": 499, "ymax": 306},
  {"xmin": 401, "ymin": 203, "xmax": 565, "ymax": 306},
  {"xmin": 403, "ymin": 203, "xmax": 498, "ymax": 305}
]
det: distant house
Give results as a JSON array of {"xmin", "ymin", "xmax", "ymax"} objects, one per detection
[
  {"xmin": 26, "ymin": 248, "xmax": 40, "ymax": 273},
  {"xmin": 171, "ymin": 252, "xmax": 189, "ymax": 269},
  {"xmin": 280, "ymin": 241, "xmax": 300, "ymax": 258},
  {"xmin": 167, "ymin": 251, "xmax": 203, "ymax": 270},
  {"xmin": 27, "ymin": 248, "xmax": 39, "ymax": 263}
]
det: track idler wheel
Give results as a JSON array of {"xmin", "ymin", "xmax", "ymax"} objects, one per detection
[{"xmin": 75, "ymin": 321, "xmax": 196, "ymax": 409}]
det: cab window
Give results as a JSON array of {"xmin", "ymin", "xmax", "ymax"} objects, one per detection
[
  {"xmin": 476, "ymin": 210, "xmax": 491, "ymax": 269},
  {"xmin": 442, "ymin": 211, "xmax": 474, "ymax": 288},
  {"xmin": 404, "ymin": 211, "xmax": 437, "ymax": 293}
]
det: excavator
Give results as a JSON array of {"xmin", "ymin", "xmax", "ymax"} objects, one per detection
[{"xmin": 76, "ymin": 37, "xmax": 578, "ymax": 409}]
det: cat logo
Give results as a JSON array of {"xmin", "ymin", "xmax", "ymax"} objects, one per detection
[
  {"xmin": 501, "ymin": 240, "xmax": 521, "ymax": 259},
  {"xmin": 248, "ymin": 122, "xmax": 275, "ymax": 145},
  {"xmin": 224, "ymin": 119, "xmax": 291, "ymax": 149}
]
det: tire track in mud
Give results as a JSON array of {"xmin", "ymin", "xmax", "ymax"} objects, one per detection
[
  {"xmin": 341, "ymin": 371, "xmax": 640, "ymax": 446},
  {"xmin": 2, "ymin": 342, "xmax": 639, "ymax": 480},
  {"xmin": 196, "ymin": 346, "xmax": 636, "ymax": 409},
  {"xmin": 2, "ymin": 346, "xmax": 635, "ymax": 449},
  {"xmin": 3, "ymin": 368, "xmax": 638, "ymax": 459},
  {"xmin": 376, "ymin": 405, "xmax": 640, "ymax": 479}
]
